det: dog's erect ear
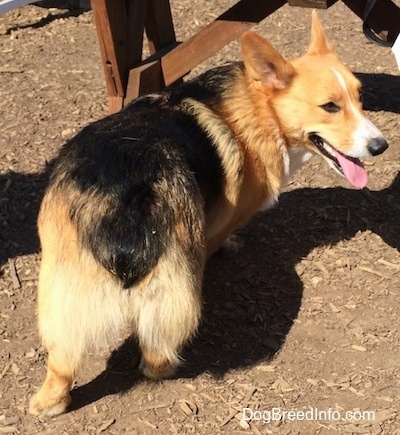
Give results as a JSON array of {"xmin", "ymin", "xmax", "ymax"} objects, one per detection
[
  {"xmin": 241, "ymin": 31, "xmax": 295, "ymax": 90},
  {"xmin": 307, "ymin": 9, "xmax": 332, "ymax": 55}
]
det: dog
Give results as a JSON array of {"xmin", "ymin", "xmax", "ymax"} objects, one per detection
[{"xmin": 29, "ymin": 11, "xmax": 388, "ymax": 417}]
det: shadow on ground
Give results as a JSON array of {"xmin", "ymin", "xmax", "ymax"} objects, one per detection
[
  {"xmin": 4, "ymin": 0, "xmax": 88, "ymax": 35},
  {"xmin": 356, "ymin": 72, "xmax": 400, "ymax": 114}
]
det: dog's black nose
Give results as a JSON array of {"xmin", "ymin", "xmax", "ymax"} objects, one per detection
[{"xmin": 368, "ymin": 137, "xmax": 388, "ymax": 156}]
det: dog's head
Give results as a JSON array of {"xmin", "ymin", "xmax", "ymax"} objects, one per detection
[{"xmin": 241, "ymin": 10, "xmax": 388, "ymax": 189}]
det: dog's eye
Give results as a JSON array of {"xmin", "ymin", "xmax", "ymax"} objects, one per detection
[{"xmin": 320, "ymin": 102, "xmax": 340, "ymax": 113}]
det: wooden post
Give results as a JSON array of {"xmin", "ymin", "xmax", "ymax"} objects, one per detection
[
  {"xmin": 91, "ymin": 0, "xmax": 146, "ymax": 113},
  {"xmin": 124, "ymin": 0, "xmax": 179, "ymax": 105},
  {"xmin": 145, "ymin": 0, "xmax": 177, "ymax": 54}
]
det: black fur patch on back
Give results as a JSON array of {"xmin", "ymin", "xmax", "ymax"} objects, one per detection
[
  {"xmin": 54, "ymin": 136, "xmax": 179, "ymax": 288},
  {"xmin": 48, "ymin": 64, "xmax": 239, "ymax": 287}
]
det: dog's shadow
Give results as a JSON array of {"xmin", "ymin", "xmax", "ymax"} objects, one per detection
[{"xmin": 3, "ymin": 1, "xmax": 88, "ymax": 35}]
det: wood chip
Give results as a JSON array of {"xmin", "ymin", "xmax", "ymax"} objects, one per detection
[
  {"xmin": 316, "ymin": 261, "xmax": 330, "ymax": 279},
  {"xmin": 131, "ymin": 402, "xmax": 172, "ymax": 414},
  {"xmin": 200, "ymin": 393, "xmax": 216, "ymax": 403},
  {"xmin": 373, "ymin": 409, "xmax": 397, "ymax": 424},
  {"xmin": 329, "ymin": 302, "xmax": 340, "ymax": 313},
  {"xmin": 7, "ymin": 259, "xmax": 21, "ymax": 289},
  {"xmin": 351, "ymin": 345, "xmax": 367, "ymax": 352},
  {"xmin": 377, "ymin": 258, "xmax": 400, "ymax": 270},
  {"xmin": 138, "ymin": 418, "xmax": 157, "ymax": 430},
  {"xmin": 221, "ymin": 408, "xmax": 241, "ymax": 427},
  {"xmin": 11, "ymin": 364, "xmax": 20, "ymax": 375},
  {"xmin": 358, "ymin": 266, "xmax": 387, "ymax": 279},
  {"xmin": 0, "ymin": 427, "xmax": 18, "ymax": 434},
  {"xmin": 376, "ymin": 396, "xmax": 394, "ymax": 403},
  {"xmin": 348, "ymin": 386, "xmax": 359, "ymax": 394},
  {"xmin": 251, "ymin": 424, "xmax": 263, "ymax": 435},
  {"xmin": 255, "ymin": 364, "xmax": 276, "ymax": 372},
  {"xmin": 0, "ymin": 68, "xmax": 24, "ymax": 74},
  {"xmin": 322, "ymin": 379, "xmax": 338, "ymax": 387},
  {"xmin": 311, "ymin": 276, "xmax": 323, "ymax": 287},
  {"xmin": 239, "ymin": 419, "xmax": 250, "ymax": 429},
  {"xmin": 0, "ymin": 415, "xmax": 19, "ymax": 426},
  {"xmin": 25, "ymin": 348, "xmax": 37, "ymax": 359},
  {"xmin": 179, "ymin": 400, "xmax": 198, "ymax": 416},
  {"xmin": 271, "ymin": 378, "xmax": 293, "ymax": 392},
  {"xmin": 184, "ymin": 383, "xmax": 196, "ymax": 391},
  {"xmin": 220, "ymin": 388, "xmax": 256, "ymax": 426},
  {"xmin": 97, "ymin": 419, "xmax": 115, "ymax": 433},
  {"xmin": 0, "ymin": 364, "xmax": 11, "ymax": 378}
]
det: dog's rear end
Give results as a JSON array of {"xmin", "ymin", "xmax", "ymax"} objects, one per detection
[{"xmin": 30, "ymin": 121, "xmax": 207, "ymax": 416}]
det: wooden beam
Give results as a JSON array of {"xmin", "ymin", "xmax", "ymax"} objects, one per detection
[
  {"xmin": 125, "ymin": 42, "xmax": 181, "ymax": 104},
  {"xmin": 125, "ymin": 60, "xmax": 163, "ymax": 101},
  {"xmin": 160, "ymin": 0, "xmax": 286, "ymax": 87}
]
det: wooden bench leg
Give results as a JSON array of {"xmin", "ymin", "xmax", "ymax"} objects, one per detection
[
  {"xmin": 124, "ymin": 0, "xmax": 180, "ymax": 105},
  {"xmin": 91, "ymin": 0, "xmax": 146, "ymax": 113},
  {"xmin": 145, "ymin": 0, "xmax": 177, "ymax": 54}
]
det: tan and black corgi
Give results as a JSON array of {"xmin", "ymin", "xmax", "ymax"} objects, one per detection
[{"xmin": 30, "ymin": 11, "xmax": 388, "ymax": 417}]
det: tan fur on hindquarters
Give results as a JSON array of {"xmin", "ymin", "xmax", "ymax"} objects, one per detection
[{"xmin": 30, "ymin": 192, "xmax": 204, "ymax": 416}]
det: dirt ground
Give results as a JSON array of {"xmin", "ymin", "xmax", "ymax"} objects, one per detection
[{"xmin": 0, "ymin": 0, "xmax": 399, "ymax": 434}]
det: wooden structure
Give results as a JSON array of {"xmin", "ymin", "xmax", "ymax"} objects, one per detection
[{"xmin": 90, "ymin": 0, "xmax": 400, "ymax": 114}]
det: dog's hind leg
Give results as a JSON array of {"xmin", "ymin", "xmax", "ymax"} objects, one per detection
[
  {"xmin": 29, "ymin": 345, "xmax": 75, "ymax": 417},
  {"xmin": 29, "ymin": 199, "xmax": 127, "ymax": 416},
  {"xmin": 29, "ymin": 260, "xmax": 81, "ymax": 417},
  {"xmin": 29, "ymin": 253, "xmax": 129, "ymax": 416},
  {"xmin": 134, "ymin": 240, "xmax": 205, "ymax": 380}
]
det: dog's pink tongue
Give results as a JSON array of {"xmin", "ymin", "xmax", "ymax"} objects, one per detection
[{"xmin": 332, "ymin": 149, "xmax": 368, "ymax": 189}]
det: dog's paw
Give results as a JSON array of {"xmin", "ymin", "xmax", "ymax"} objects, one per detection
[
  {"xmin": 221, "ymin": 234, "xmax": 244, "ymax": 256},
  {"xmin": 29, "ymin": 391, "xmax": 71, "ymax": 417},
  {"xmin": 138, "ymin": 356, "xmax": 176, "ymax": 380}
]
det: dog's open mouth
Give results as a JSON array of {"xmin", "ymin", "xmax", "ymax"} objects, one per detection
[{"xmin": 309, "ymin": 134, "xmax": 368, "ymax": 189}]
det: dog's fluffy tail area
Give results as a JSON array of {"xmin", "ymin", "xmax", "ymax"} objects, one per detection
[{"xmin": 30, "ymin": 192, "xmax": 205, "ymax": 417}]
